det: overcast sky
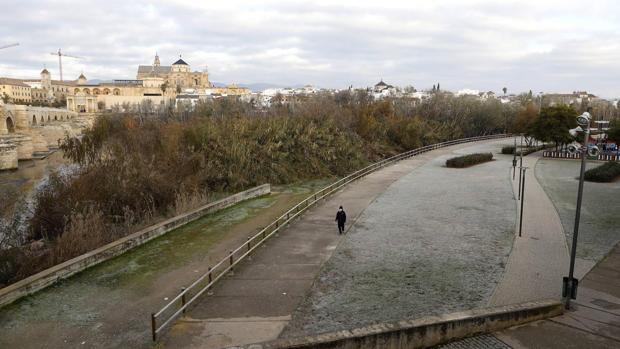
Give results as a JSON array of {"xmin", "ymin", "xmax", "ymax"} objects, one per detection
[{"xmin": 1, "ymin": 0, "xmax": 619, "ymax": 97}]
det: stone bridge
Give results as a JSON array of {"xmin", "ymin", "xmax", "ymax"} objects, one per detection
[{"xmin": 0, "ymin": 103, "xmax": 96, "ymax": 170}]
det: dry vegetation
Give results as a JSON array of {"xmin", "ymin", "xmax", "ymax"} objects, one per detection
[{"xmin": 1, "ymin": 90, "xmax": 517, "ymax": 287}]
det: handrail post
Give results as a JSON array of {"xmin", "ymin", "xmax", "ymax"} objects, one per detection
[
  {"xmin": 181, "ymin": 287, "xmax": 187, "ymax": 314},
  {"xmin": 151, "ymin": 313, "xmax": 157, "ymax": 341},
  {"xmin": 229, "ymin": 251, "xmax": 234, "ymax": 270},
  {"xmin": 247, "ymin": 237, "xmax": 251, "ymax": 252},
  {"xmin": 208, "ymin": 267, "xmax": 212, "ymax": 284}
]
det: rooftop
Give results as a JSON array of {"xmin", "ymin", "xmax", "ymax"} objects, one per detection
[
  {"xmin": 173, "ymin": 58, "xmax": 189, "ymax": 65},
  {"xmin": 0, "ymin": 78, "xmax": 30, "ymax": 87}
]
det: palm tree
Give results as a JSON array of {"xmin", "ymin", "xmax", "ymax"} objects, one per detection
[{"xmin": 502, "ymin": 87, "xmax": 507, "ymax": 95}]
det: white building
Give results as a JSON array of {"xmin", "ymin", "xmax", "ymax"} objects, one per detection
[{"xmin": 456, "ymin": 89, "xmax": 480, "ymax": 97}]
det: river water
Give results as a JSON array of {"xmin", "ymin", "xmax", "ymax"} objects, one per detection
[
  {"xmin": 0, "ymin": 151, "xmax": 69, "ymax": 197},
  {"xmin": 0, "ymin": 152, "xmax": 73, "ymax": 243}
]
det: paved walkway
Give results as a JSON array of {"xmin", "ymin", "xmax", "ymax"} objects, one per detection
[
  {"xmin": 440, "ymin": 153, "xmax": 620, "ymax": 348},
  {"xmin": 159, "ymin": 140, "xmax": 504, "ymax": 349},
  {"xmin": 489, "ymin": 153, "xmax": 591, "ymax": 306},
  {"xmin": 0, "ymin": 184, "xmax": 322, "ymax": 349},
  {"xmin": 488, "ymin": 154, "xmax": 569, "ymax": 305},
  {"xmin": 281, "ymin": 140, "xmax": 516, "ymax": 336},
  {"xmin": 495, "ymin": 241, "xmax": 620, "ymax": 348}
]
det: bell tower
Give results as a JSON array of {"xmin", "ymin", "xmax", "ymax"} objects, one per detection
[
  {"xmin": 40, "ymin": 67, "xmax": 52, "ymax": 90},
  {"xmin": 154, "ymin": 52, "xmax": 161, "ymax": 67}
]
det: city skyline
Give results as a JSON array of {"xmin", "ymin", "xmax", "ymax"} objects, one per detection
[{"xmin": 1, "ymin": 0, "xmax": 619, "ymax": 97}]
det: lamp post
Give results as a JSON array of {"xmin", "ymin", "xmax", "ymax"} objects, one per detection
[
  {"xmin": 512, "ymin": 137, "xmax": 518, "ymax": 180},
  {"xmin": 563, "ymin": 112, "xmax": 592, "ymax": 309},
  {"xmin": 518, "ymin": 134, "xmax": 524, "ymax": 199},
  {"xmin": 518, "ymin": 167, "xmax": 528, "ymax": 237}
]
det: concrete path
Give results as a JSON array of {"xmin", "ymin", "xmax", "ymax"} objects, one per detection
[
  {"xmin": 281, "ymin": 140, "xmax": 516, "ymax": 336},
  {"xmin": 489, "ymin": 154, "xmax": 574, "ymax": 306},
  {"xmin": 495, "ymin": 241, "xmax": 620, "ymax": 348},
  {"xmin": 0, "ymin": 183, "xmax": 326, "ymax": 349},
  {"xmin": 159, "ymin": 140, "xmax": 505, "ymax": 349}
]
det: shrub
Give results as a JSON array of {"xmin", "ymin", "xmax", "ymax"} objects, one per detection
[
  {"xmin": 521, "ymin": 145, "xmax": 547, "ymax": 156},
  {"xmin": 446, "ymin": 153, "xmax": 493, "ymax": 168},
  {"xmin": 584, "ymin": 161, "xmax": 620, "ymax": 182},
  {"xmin": 501, "ymin": 144, "xmax": 547, "ymax": 156},
  {"xmin": 501, "ymin": 146, "xmax": 516, "ymax": 154}
]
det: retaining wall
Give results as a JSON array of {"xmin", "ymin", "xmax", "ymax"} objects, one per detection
[
  {"xmin": 0, "ymin": 184, "xmax": 270, "ymax": 308},
  {"xmin": 234, "ymin": 300, "xmax": 562, "ymax": 349}
]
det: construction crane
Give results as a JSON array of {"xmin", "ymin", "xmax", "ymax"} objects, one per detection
[
  {"xmin": 0, "ymin": 43, "xmax": 19, "ymax": 50},
  {"xmin": 50, "ymin": 48, "xmax": 82, "ymax": 81}
]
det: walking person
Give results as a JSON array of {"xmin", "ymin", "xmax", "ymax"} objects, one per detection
[{"xmin": 335, "ymin": 206, "xmax": 346, "ymax": 235}]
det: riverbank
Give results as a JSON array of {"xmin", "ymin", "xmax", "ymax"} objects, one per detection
[{"xmin": 0, "ymin": 179, "xmax": 330, "ymax": 349}]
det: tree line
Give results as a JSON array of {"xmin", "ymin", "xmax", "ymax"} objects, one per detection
[{"xmin": 1, "ymin": 90, "xmax": 616, "ymax": 286}]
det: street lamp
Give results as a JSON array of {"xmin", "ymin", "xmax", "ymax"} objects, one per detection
[{"xmin": 563, "ymin": 112, "xmax": 591, "ymax": 309}]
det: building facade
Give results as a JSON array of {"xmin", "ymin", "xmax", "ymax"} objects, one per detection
[
  {"xmin": 1, "ymin": 69, "xmax": 75, "ymax": 106},
  {"xmin": 137, "ymin": 54, "xmax": 210, "ymax": 91},
  {"xmin": 0, "ymin": 78, "xmax": 32, "ymax": 104}
]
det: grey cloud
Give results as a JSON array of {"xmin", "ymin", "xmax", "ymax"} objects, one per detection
[{"xmin": 1, "ymin": 0, "xmax": 619, "ymax": 97}]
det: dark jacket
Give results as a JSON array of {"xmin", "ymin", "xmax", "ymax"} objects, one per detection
[{"xmin": 335, "ymin": 210, "xmax": 346, "ymax": 225}]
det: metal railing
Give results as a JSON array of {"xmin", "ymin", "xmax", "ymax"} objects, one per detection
[
  {"xmin": 543, "ymin": 151, "xmax": 620, "ymax": 162},
  {"xmin": 150, "ymin": 133, "xmax": 510, "ymax": 341}
]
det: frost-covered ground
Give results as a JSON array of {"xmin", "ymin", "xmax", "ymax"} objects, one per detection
[
  {"xmin": 282, "ymin": 141, "xmax": 516, "ymax": 337},
  {"xmin": 535, "ymin": 159, "xmax": 620, "ymax": 262}
]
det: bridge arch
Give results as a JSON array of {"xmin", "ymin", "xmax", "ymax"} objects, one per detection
[{"xmin": 6, "ymin": 116, "xmax": 15, "ymax": 133}]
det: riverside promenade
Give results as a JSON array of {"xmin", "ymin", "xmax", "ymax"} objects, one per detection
[
  {"xmin": 495, "ymin": 241, "xmax": 620, "ymax": 348},
  {"xmin": 488, "ymin": 154, "xmax": 573, "ymax": 306},
  {"xmin": 160, "ymin": 139, "xmax": 510, "ymax": 348},
  {"xmin": 442, "ymin": 152, "xmax": 620, "ymax": 349}
]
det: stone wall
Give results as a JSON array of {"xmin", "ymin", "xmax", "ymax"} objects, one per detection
[
  {"xmin": 235, "ymin": 300, "xmax": 563, "ymax": 349},
  {"xmin": 0, "ymin": 143, "xmax": 18, "ymax": 170},
  {"xmin": 0, "ymin": 184, "xmax": 270, "ymax": 308}
]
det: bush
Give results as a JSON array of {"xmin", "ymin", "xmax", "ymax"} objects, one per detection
[
  {"xmin": 446, "ymin": 153, "xmax": 493, "ymax": 168},
  {"xmin": 521, "ymin": 145, "xmax": 547, "ymax": 156},
  {"xmin": 501, "ymin": 144, "xmax": 547, "ymax": 155},
  {"xmin": 501, "ymin": 146, "xmax": 516, "ymax": 154},
  {"xmin": 584, "ymin": 161, "xmax": 620, "ymax": 182}
]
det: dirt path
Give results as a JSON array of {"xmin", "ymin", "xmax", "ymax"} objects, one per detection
[{"xmin": 0, "ymin": 181, "xmax": 328, "ymax": 349}]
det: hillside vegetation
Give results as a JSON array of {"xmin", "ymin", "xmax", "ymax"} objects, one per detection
[{"xmin": 1, "ymin": 91, "xmax": 516, "ymax": 286}]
